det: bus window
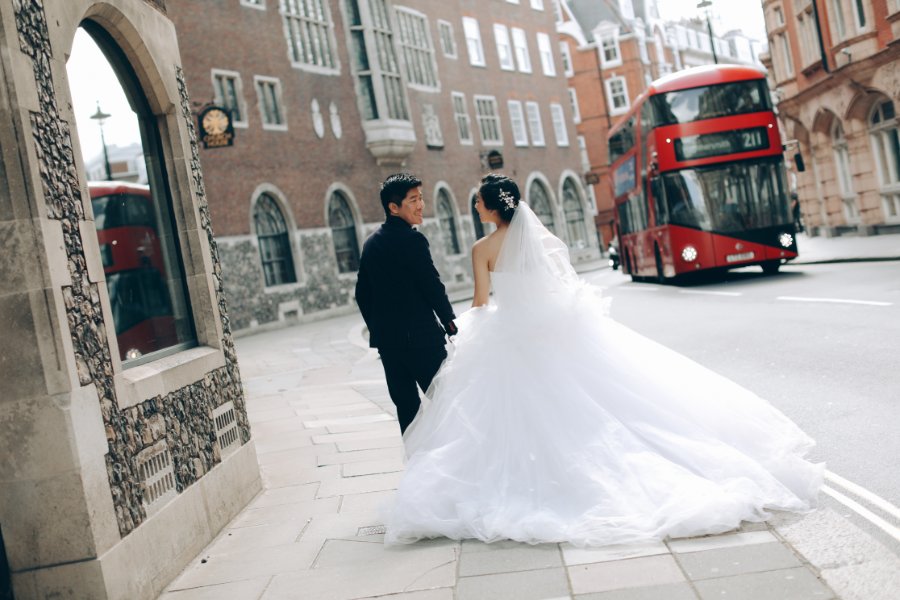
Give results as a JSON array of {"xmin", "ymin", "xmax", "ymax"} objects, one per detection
[
  {"xmin": 650, "ymin": 177, "xmax": 666, "ymax": 226},
  {"xmin": 609, "ymin": 117, "xmax": 635, "ymax": 164},
  {"xmin": 651, "ymin": 80, "xmax": 771, "ymax": 125}
]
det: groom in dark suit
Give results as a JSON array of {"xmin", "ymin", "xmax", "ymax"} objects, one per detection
[{"xmin": 355, "ymin": 173, "xmax": 457, "ymax": 434}]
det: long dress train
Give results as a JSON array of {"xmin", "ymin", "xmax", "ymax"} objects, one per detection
[{"xmin": 384, "ymin": 202, "xmax": 823, "ymax": 547}]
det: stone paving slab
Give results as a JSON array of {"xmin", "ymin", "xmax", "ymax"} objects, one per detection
[{"xmin": 159, "ymin": 313, "xmax": 843, "ymax": 600}]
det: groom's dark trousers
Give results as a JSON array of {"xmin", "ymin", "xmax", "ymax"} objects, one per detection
[{"xmin": 355, "ymin": 216, "xmax": 456, "ymax": 434}]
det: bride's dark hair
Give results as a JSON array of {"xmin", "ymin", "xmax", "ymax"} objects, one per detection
[{"xmin": 479, "ymin": 174, "xmax": 520, "ymax": 223}]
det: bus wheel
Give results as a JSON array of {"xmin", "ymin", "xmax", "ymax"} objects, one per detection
[
  {"xmin": 761, "ymin": 260, "xmax": 781, "ymax": 275},
  {"xmin": 654, "ymin": 247, "xmax": 667, "ymax": 284}
]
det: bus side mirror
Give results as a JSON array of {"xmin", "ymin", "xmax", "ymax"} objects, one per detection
[{"xmin": 794, "ymin": 152, "xmax": 806, "ymax": 172}]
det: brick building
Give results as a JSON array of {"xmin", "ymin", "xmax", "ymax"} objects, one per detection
[
  {"xmin": 165, "ymin": 0, "xmax": 597, "ymax": 333},
  {"xmin": 558, "ymin": 0, "xmax": 763, "ymax": 247},
  {"xmin": 761, "ymin": 0, "xmax": 900, "ymax": 236}
]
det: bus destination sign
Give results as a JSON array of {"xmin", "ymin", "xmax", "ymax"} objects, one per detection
[{"xmin": 674, "ymin": 127, "xmax": 769, "ymax": 161}]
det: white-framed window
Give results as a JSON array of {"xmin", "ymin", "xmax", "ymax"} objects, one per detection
[
  {"xmin": 568, "ymin": 88, "xmax": 580, "ymax": 123},
  {"xmin": 506, "ymin": 0, "xmax": 521, "ymax": 4},
  {"xmin": 436, "ymin": 188, "xmax": 461, "ymax": 255},
  {"xmin": 620, "ymin": 0, "xmax": 635, "ymax": 20},
  {"xmin": 507, "ymin": 100, "xmax": 529, "ymax": 146},
  {"xmin": 831, "ymin": 120, "xmax": 858, "ymax": 222},
  {"xmin": 493, "ymin": 24, "xmax": 515, "ymax": 71},
  {"xmin": 852, "ymin": 0, "xmax": 867, "ymax": 31},
  {"xmin": 598, "ymin": 28, "xmax": 621, "ymax": 67},
  {"xmin": 892, "ymin": 0, "xmax": 900, "ymax": 14},
  {"xmin": 605, "ymin": 76, "xmax": 629, "ymax": 115},
  {"xmin": 345, "ymin": 0, "xmax": 410, "ymax": 122},
  {"xmin": 830, "ymin": 0, "xmax": 847, "ymax": 40},
  {"xmin": 560, "ymin": 41, "xmax": 573, "ymax": 77},
  {"xmin": 773, "ymin": 6, "xmax": 785, "ymax": 26},
  {"xmin": 254, "ymin": 76, "xmax": 287, "ymax": 130},
  {"xmin": 395, "ymin": 7, "xmax": 439, "ymax": 90},
  {"xmin": 550, "ymin": 103, "xmax": 569, "ymax": 147},
  {"xmin": 241, "ymin": 0, "xmax": 265, "ymax": 10},
  {"xmin": 778, "ymin": 33, "xmax": 794, "ymax": 78},
  {"xmin": 577, "ymin": 135, "xmax": 591, "ymax": 173},
  {"xmin": 437, "ymin": 20, "xmax": 457, "ymax": 59},
  {"xmin": 797, "ymin": 11, "xmax": 818, "ymax": 67},
  {"xmin": 531, "ymin": 0, "xmax": 545, "ymax": 9},
  {"xmin": 474, "ymin": 95, "xmax": 503, "ymax": 145},
  {"xmin": 463, "ymin": 17, "xmax": 486, "ymax": 67},
  {"xmin": 211, "ymin": 69, "xmax": 247, "ymax": 127},
  {"xmin": 511, "ymin": 28, "xmax": 532, "ymax": 73},
  {"xmin": 536, "ymin": 32, "xmax": 556, "ymax": 76},
  {"xmin": 451, "ymin": 91, "xmax": 473, "ymax": 144},
  {"xmin": 552, "ymin": 0, "xmax": 563, "ymax": 21},
  {"xmin": 869, "ymin": 100, "xmax": 900, "ymax": 221},
  {"xmin": 525, "ymin": 101, "xmax": 545, "ymax": 146},
  {"xmin": 280, "ymin": 0, "xmax": 339, "ymax": 74}
]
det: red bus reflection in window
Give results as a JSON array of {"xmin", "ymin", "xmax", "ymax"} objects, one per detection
[
  {"xmin": 608, "ymin": 64, "xmax": 798, "ymax": 282},
  {"xmin": 89, "ymin": 181, "xmax": 178, "ymax": 361}
]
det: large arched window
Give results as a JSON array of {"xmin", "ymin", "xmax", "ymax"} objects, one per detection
[
  {"xmin": 328, "ymin": 192, "xmax": 361, "ymax": 272},
  {"xmin": 68, "ymin": 24, "xmax": 195, "ymax": 365},
  {"xmin": 471, "ymin": 193, "xmax": 486, "ymax": 240},
  {"xmin": 437, "ymin": 189, "xmax": 461, "ymax": 254},
  {"xmin": 528, "ymin": 180, "xmax": 556, "ymax": 234},
  {"xmin": 831, "ymin": 120, "xmax": 858, "ymax": 222},
  {"xmin": 869, "ymin": 100, "xmax": 900, "ymax": 220},
  {"xmin": 562, "ymin": 179, "xmax": 588, "ymax": 248},
  {"xmin": 253, "ymin": 193, "xmax": 296, "ymax": 286}
]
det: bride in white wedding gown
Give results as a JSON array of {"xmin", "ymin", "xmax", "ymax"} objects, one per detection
[{"xmin": 383, "ymin": 174, "xmax": 823, "ymax": 547}]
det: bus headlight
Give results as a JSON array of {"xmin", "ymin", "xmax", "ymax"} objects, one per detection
[
  {"xmin": 681, "ymin": 245, "xmax": 698, "ymax": 262},
  {"xmin": 778, "ymin": 232, "xmax": 794, "ymax": 248}
]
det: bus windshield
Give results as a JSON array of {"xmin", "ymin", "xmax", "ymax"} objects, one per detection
[
  {"xmin": 651, "ymin": 79, "xmax": 771, "ymax": 125},
  {"xmin": 660, "ymin": 159, "xmax": 790, "ymax": 233}
]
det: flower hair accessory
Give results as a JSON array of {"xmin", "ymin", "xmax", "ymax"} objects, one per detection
[{"xmin": 499, "ymin": 189, "xmax": 516, "ymax": 210}]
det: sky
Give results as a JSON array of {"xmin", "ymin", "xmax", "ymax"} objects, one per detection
[
  {"xmin": 657, "ymin": 0, "xmax": 768, "ymax": 42},
  {"xmin": 67, "ymin": 28, "xmax": 141, "ymax": 166}
]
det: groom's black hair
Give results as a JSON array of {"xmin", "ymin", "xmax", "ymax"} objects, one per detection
[
  {"xmin": 380, "ymin": 173, "xmax": 423, "ymax": 216},
  {"xmin": 479, "ymin": 173, "xmax": 520, "ymax": 223}
]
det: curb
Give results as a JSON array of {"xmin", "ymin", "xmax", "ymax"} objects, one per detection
[{"xmin": 790, "ymin": 256, "xmax": 900, "ymax": 265}]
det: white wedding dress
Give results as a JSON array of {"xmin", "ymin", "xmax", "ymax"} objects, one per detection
[{"xmin": 383, "ymin": 202, "xmax": 823, "ymax": 547}]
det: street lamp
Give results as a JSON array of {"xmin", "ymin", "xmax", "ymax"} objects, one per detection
[
  {"xmin": 697, "ymin": 0, "xmax": 719, "ymax": 64},
  {"xmin": 89, "ymin": 101, "xmax": 113, "ymax": 181}
]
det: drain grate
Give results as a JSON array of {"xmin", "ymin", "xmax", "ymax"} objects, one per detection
[{"xmin": 356, "ymin": 525, "xmax": 386, "ymax": 536}]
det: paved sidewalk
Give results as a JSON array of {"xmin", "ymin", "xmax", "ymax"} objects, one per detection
[
  {"xmin": 792, "ymin": 231, "xmax": 900, "ymax": 265},
  {"xmin": 159, "ymin": 312, "xmax": 842, "ymax": 600}
]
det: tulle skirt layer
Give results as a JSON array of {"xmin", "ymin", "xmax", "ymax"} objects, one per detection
[{"xmin": 384, "ymin": 284, "xmax": 823, "ymax": 547}]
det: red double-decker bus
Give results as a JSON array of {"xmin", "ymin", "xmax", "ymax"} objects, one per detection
[
  {"xmin": 89, "ymin": 181, "xmax": 178, "ymax": 360},
  {"xmin": 608, "ymin": 64, "xmax": 799, "ymax": 282}
]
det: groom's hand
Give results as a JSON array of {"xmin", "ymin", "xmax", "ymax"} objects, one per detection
[{"xmin": 443, "ymin": 320, "xmax": 458, "ymax": 337}]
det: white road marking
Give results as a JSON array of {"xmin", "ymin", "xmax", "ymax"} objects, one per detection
[
  {"xmin": 821, "ymin": 485, "xmax": 900, "ymax": 544},
  {"xmin": 777, "ymin": 296, "xmax": 892, "ymax": 306},
  {"xmin": 825, "ymin": 470, "xmax": 900, "ymax": 521},
  {"xmin": 678, "ymin": 290, "xmax": 742, "ymax": 297}
]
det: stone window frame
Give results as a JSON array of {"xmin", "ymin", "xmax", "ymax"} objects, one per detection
[
  {"xmin": 324, "ymin": 184, "xmax": 365, "ymax": 277},
  {"xmin": 252, "ymin": 191, "xmax": 300, "ymax": 288},
  {"xmin": 829, "ymin": 0, "xmax": 848, "ymax": 40},
  {"xmin": 536, "ymin": 32, "xmax": 556, "ymax": 77},
  {"xmin": 451, "ymin": 91, "xmax": 474, "ymax": 145},
  {"xmin": 249, "ymin": 184, "xmax": 305, "ymax": 291},
  {"xmin": 211, "ymin": 68, "xmax": 248, "ymax": 128},
  {"xmin": 561, "ymin": 176, "xmax": 588, "ymax": 249},
  {"xmin": 434, "ymin": 183, "xmax": 463, "ymax": 256},
  {"xmin": 526, "ymin": 174, "xmax": 558, "ymax": 235},
  {"xmin": 511, "ymin": 27, "xmax": 532, "ymax": 73},
  {"xmin": 830, "ymin": 120, "xmax": 860, "ymax": 223},
  {"xmin": 868, "ymin": 100, "xmax": 900, "ymax": 223},
  {"xmin": 550, "ymin": 102, "xmax": 569, "ymax": 147},
  {"xmin": 394, "ymin": 6, "xmax": 441, "ymax": 92},
  {"xmin": 597, "ymin": 26, "xmax": 622, "ymax": 68},
  {"xmin": 280, "ymin": 0, "xmax": 341, "ymax": 75},
  {"xmin": 493, "ymin": 23, "xmax": 516, "ymax": 71},
  {"xmin": 253, "ymin": 75, "xmax": 288, "ymax": 131},
  {"xmin": 605, "ymin": 75, "xmax": 629, "ymax": 116},
  {"xmin": 560, "ymin": 40, "xmax": 573, "ymax": 77},
  {"xmin": 462, "ymin": 17, "xmax": 486, "ymax": 67},
  {"xmin": 525, "ymin": 101, "xmax": 545, "ymax": 147},
  {"xmin": 507, "ymin": 100, "xmax": 529, "ymax": 147},
  {"xmin": 437, "ymin": 19, "xmax": 458, "ymax": 59},
  {"xmin": 473, "ymin": 94, "xmax": 503, "ymax": 146},
  {"xmin": 851, "ymin": 0, "xmax": 867, "ymax": 32}
]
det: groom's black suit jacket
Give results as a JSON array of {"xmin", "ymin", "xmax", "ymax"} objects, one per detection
[{"xmin": 355, "ymin": 216, "xmax": 455, "ymax": 349}]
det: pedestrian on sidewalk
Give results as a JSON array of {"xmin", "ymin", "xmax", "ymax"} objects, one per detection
[
  {"xmin": 355, "ymin": 173, "xmax": 458, "ymax": 434},
  {"xmin": 791, "ymin": 192, "xmax": 805, "ymax": 233}
]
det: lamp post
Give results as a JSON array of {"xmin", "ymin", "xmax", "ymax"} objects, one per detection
[
  {"xmin": 697, "ymin": 0, "xmax": 718, "ymax": 64},
  {"xmin": 89, "ymin": 102, "xmax": 113, "ymax": 181}
]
